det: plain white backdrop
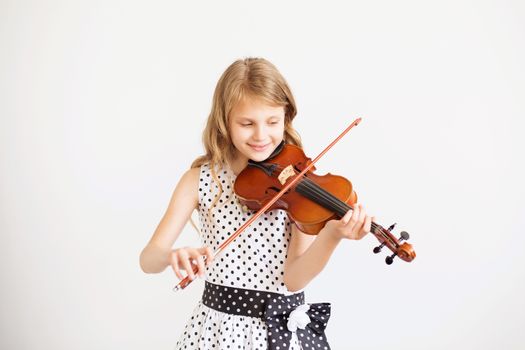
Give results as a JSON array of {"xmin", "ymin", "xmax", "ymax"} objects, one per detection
[{"xmin": 1, "ymin": 0, "xmax": 524, "ymax": 349}]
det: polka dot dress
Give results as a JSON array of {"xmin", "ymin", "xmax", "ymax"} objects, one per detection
[{"xmin": 174, "ymin": 162, "xmax": 302, "ymax": 349}]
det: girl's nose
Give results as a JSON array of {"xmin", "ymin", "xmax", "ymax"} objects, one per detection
[{"xmin": 254, "ymin": 124, "xmax": 267, "ymax": 140}]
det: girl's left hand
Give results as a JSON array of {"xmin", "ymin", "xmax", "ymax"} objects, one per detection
[{"xmin": 324, "ymin": 203, "xmax": 374, "ymax": 240}]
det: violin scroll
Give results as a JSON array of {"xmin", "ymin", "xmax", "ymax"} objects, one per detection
[{"xmin": 372, "ymin": 224, "xmax": 416, "ymax": 264}]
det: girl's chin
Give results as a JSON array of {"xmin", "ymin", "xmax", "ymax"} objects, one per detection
[
  {"xmin": 248, "ymin": 153, "xmax": 268, "ymax": 162},
  {"xmin": 247, "ymin": 144, "xmax": 275, "ymax": 159}
]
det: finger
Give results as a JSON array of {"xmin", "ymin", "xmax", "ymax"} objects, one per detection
[
  {"xmin": 197, "ymin": 246, "xmax": 212, "ymax": 265},
  {"xmin": 346, "ymin": 203, "xmax": 360, "ymax": 229},
  {"xmin": 171, "ymin": 251, "xmax": 184, "ymax": 280},
  {"xmin": 203, "ymin": 246, "xmax": 214, "ymax": 265},
  {"xmin": 341, "ymin": 207, "xmax": 353, "ymax": 225},
  {"xmin": 195, "ymin": 254, "xmax": 206, "ymax": 277},
  {"xmin": 180, "ymin": 251, "xmax": 196, "ymax": 280},
  {"xmin": 189, "ymin": 248, "xmax": 207, "ymax": 277},
  {"xmin": 363, "ymin": 215, "xmax": 372, "ymax": 235},
  {"xmin": 357, "ymin": 204, "xmax": 367, "ymax": 229}
]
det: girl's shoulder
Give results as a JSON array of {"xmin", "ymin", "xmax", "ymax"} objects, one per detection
[
  {"xmin": 184, "ymin": 166, "xmax": 202, "ymax": 183},
  {"xmin": 173, "ymin": 166, "xmax": 201, "ymax": 209},
  {"xmin": 186, "ymin": 161, "xmax": 211, "ymax": 180}
]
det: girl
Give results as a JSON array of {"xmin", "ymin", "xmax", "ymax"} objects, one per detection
[{"xmin": 140, "ymin": 57, "xmax": 373, "ymax": 349}]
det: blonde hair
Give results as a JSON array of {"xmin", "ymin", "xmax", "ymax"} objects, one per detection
[
  {"xmin": 192, "ymin": 57, "xmax": 302, "ymax": 168},
  {"xmin": 191, "ymin": 57, "xmax": 302, "ymax": 197},
  {"xmin": 189, "ymin": 57, "xmax": 302, "ymax": 232}
]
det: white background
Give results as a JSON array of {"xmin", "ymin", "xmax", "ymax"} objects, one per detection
[{"xmin": 1, "ymin": 0, "xmax": 524, "ymax": 349}]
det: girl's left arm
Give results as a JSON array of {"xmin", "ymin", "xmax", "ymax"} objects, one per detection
[{"xmin": 283, "ymin": 203, "xmax": 373, "ymax": 292}]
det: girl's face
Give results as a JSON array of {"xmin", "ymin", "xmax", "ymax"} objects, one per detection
[{"xmin": 229, "ymin": 95, "xmax": 286, "ymax": 167}]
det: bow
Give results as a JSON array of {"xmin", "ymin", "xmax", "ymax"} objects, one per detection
[
  {"xmin": 173, "ymin": 119, "xmax": 362, "ymax": 292},
  {"xmin": 264, "ymin": 295, "xmax": 331, "ymax": 350}
]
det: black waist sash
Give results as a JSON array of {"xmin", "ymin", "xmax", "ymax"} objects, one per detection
[{"xmin": 202, "ymin": 281, "xmax": 331, "ymax": 350}]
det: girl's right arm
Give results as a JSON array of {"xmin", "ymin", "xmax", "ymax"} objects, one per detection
[{"xmin": 139, "ymin": 167, "xmax": 212, "ymax": 276}]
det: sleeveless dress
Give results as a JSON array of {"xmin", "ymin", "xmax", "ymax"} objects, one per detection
[{"xmin": 174, "ymin": 162, "xmax": 303, "ymax": 349}]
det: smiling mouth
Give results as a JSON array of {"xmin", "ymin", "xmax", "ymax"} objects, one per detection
[{"xmin": 249, "ymin": 143, "xmax": 270, "ymax": 151}]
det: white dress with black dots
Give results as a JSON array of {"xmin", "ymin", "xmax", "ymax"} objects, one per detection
[{"xmin": 174, "ymin": 162, "xmax": 302, "ymax": 349}]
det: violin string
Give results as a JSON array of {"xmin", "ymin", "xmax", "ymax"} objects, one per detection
[
  {"xmin": 273, "ymin": 164, "xmax": 383, "ymax": 234},
  {"xmin": 267, "ymin": 162, "xmax": 345, "ymax": 212},
  {"xmin": 264, "ymin": 162, "xmax": 385, "ymax": 237},
  {"xmin": 299, "ymin": 176, "xmax": 383, "ymax": 234},
  {"xmin": 266, "ymin": 162, "xmax": 367, "ymax": 222},
  {"xmin": 293, "ymin": 174, "xmax": 363, "ymax": 223},
  {"xmin": 297, "ymin": 177, "xmax": 349, "ymax": 214},
  {"xmin": 301, "ymin": 177, "xmax": 394, "ymax": 244}
]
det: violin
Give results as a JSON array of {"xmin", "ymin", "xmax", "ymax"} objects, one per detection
[
  {"xmin": 173, "ymin": 119, "xmax": 414, "ymax": 292},
  {"xmin": 234, "ymin": 141, "xmax": 416, "ymax": 265}
]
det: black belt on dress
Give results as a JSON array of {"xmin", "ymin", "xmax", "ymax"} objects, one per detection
[{"xmin": 202, "ymin": 281, "xmax": 331, "ymax": 350}]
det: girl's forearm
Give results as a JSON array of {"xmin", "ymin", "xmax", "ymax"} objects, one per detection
[
  {"xmin": 140, "ymin": 243, "xmax": 171, "ymax": 274},
  {"xmin": 283, "ymin": 228, "xmax": 342, "ymax": 292}
]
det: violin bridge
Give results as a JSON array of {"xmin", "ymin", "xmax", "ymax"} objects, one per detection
[{"xmin": 278, "ymin": 165, "xmax": 296, "ymax": 185}]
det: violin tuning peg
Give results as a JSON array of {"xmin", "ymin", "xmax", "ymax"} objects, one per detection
[
  {"xmin": 387, "ymin": 223, "xmax": 397, "ymax": 231},
  {"xmin": 385, "ymin": 253, "xmax": 397, "ymax": 265},
  {"xmin": 399, "ymin": 231, "xmax": 410, "ymax": 241},
  {"xmin": 373, "ymin": 243, "xmax": 385, "ymax": 254}
]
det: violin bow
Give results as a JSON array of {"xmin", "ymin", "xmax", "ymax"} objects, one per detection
[{"xmin": 173, "ymin": 118, "xmax": 362, "ymax": 291}]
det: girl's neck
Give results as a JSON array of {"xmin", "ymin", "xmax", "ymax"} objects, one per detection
[{"xmin": 228, "ymin": 154, "xmax": 249, "ymax": 176}]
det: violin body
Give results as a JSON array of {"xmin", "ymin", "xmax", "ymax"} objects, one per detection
[
  {"xmin": 234, "ymin": 142, "xmax": 416, "ymax": 264},
  {"xmin": 234, "ymin": 143, "xmax": 358, "ymax": 234}
]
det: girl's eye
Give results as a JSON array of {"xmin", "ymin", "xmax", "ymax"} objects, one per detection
[{"xmin": 240, "ymin": 121, "xmax": 279, "ymax": 127}]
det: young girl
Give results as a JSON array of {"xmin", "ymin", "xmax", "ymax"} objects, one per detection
[{"xmin": 140, "ymin": 57, "xmax": 373, "ymax": 350}]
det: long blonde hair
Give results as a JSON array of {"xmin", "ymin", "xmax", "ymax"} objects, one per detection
[{"xmin": 189, "ymin": 57, "xmax": 303, "ymax": 232}]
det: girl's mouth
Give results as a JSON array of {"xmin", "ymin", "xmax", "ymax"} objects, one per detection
[{"xmin": 249, "ymin": 143, "xmax": 269, "ymax": 152}]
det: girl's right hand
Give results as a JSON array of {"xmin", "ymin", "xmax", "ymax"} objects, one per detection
[{"xmin": 169, "ymin": 246, "xmax": 214, "ymax": 281}]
